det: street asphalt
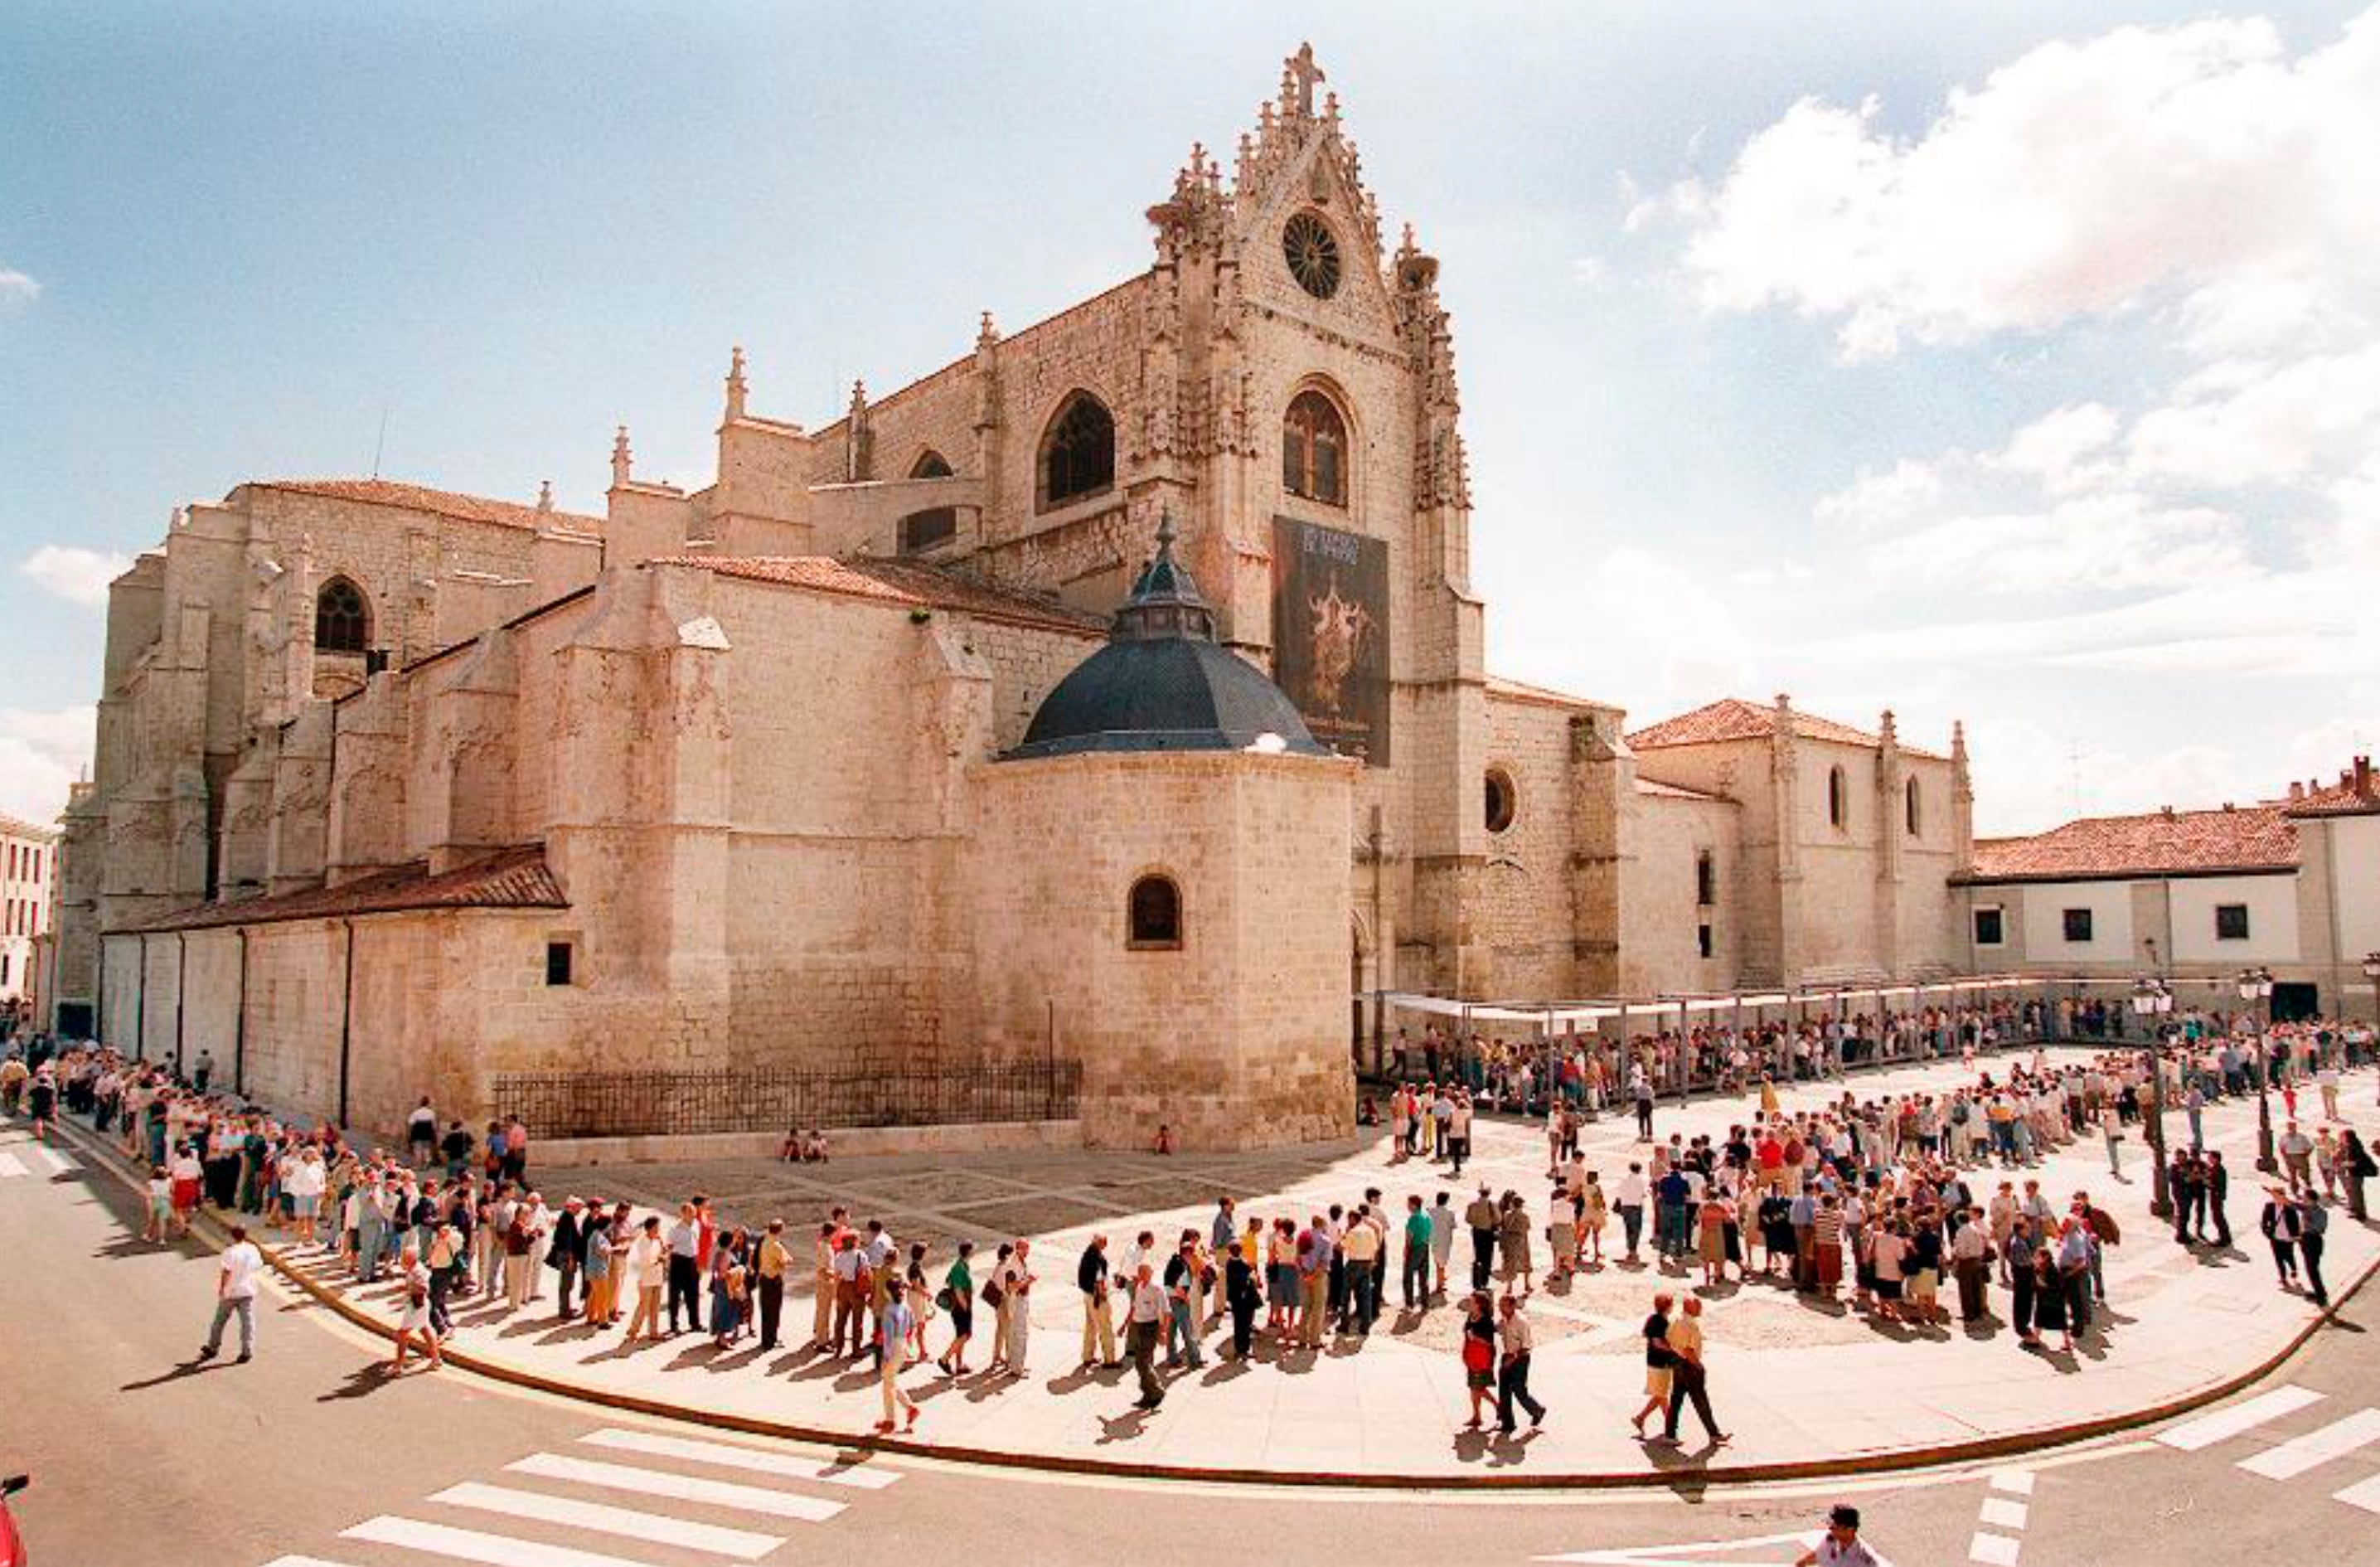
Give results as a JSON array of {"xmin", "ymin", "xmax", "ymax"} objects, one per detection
[{"xmin": 4, "ymin": 1117, "xmax": 2376, "ymax": 1566}]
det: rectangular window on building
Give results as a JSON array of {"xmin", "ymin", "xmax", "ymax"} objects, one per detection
[
  {"xmin": 2215, "ymin": 903, "xmax": 2250, "ymax": 940},
  {"xmin": 1974, "ymin": 906, "xmax": 2005, "ymax": 946},
  {"xmin": 1694, "ymin": 851, "xmax": 1715, "ymax": 908},
  {"xmin": 1697, "ymin": 923, "xmax": 1714, "ymax": 959},
  {"xmin": 2063, "ymin": 907, "xmax": 2093, "ymax": 943},
  {"xmin": 544, "ymin": 940, "xmax": 574, "ymax": 987},
  {"xmin": 2, "ymin": 953, "xmax": 10, "ymax": 986}
]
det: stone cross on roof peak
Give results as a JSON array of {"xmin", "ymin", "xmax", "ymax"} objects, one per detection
[{"xmin": 1287, "ymin": 41, "xmax": 1325, "ymax": 118}]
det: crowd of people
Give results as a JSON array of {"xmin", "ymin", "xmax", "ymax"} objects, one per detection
[{"xmin": 3, "ymin": 1009, "xmax": 2371, "ymax": 1448}]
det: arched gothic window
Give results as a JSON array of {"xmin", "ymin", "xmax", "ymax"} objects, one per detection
[
  {"xmin": 1127, "ymin": 874, "xmax": 1182, "ymax": 949},
  {"xmin": 1905, "ymin": 776, "xmax": 1922, "ymax": 837},
  {"xmin": 899, "ymin": 450, "xmax": 958, "ymax": 553},
  {"xmin": 1282, "ymin": 388, "xmax": 1349, "ymax": 506},
  {"xmin": 1038, "ymin": 391, "xmax": 1115, "ymax": 511},
  {"xmin": 910, "ymin": 450, "xmax": 954, "ymax": 479},
  {"xmin": 1827, "ymin": 764, "xmax": 1848, "ymax": 830},
  {"xmin": 315, "ymin": 576, "xmax": 370, "ymax": 654}
]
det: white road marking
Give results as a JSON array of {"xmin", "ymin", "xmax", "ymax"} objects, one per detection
[
  {"xmin": 0, "ymin": 1152, "xmax": 26, "ymax": 1177},
  {"xmin": 579, "ymin": 1426, "xmax": 900, "ymax": 1490},
  {"xmin": 1978, "ymin": 1497, "xmax": 2029, "ymax": 1530},
  {"xmin": 27, "ymin": 1147, "xmax": 72, "ymax": 1172},
  {"xmin": 1988, "ymin": 1469, "xmax": 2034, "ymax": 1496},
  {"xmin": 507, "ymin": 1452, "xmax": 846, "ymax": 1522},
  {"xmin": 2157, "ymin": 1385, "xmax": 2324, "ymax": 1451},
  {"xmin": 2333, "ymin": 1470, "xmax": 2380, "ymax": 1514},
  {"xmin": 1538, "ymin": 1529, "xmax": 1902, "ymax": 1565},
  {"xmin": 341, "ymin": 1516, "xmax": 663, "ymax": 1567},
  {"xmin": 2237, "ymin": 1409, "xmax": 2380, "ymax": 1480},
  {"xmin": 429, "ymin": 1481, "xmax": 783, "ymax": 1560},
  {"xmin": 259, "ymin": 1557, "xmax": 364, "ymax": 1566},
  {"xmin": 1968, "ymin": 1531, "xmax": 2021, "ymax": 1565}
]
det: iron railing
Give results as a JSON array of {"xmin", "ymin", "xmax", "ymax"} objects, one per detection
[{"xmin": 490, "ymin": 1060, "xmax": 1082, "ymax": 1140}]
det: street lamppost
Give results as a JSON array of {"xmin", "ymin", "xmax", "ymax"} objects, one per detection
[
  {"xmin": 2238, "ymin": 967, "xmax": 2277, "ymax": 1173},
  {"xmin": 2363, "ymin": 952, "xmax": 2380, "ymax": 1039},
  {"xmin": 2130, "ymin": 978, "xmax": 2175, "ymax": 1218}
]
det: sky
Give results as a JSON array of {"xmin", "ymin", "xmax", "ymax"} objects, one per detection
[{"xmin": 2, "ymin": 1, "xmax": 2375, "ymax": 835}]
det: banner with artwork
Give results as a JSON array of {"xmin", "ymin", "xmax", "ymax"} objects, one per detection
[{"xmin": 1271, "ymin": 516, "xmax": 1390, "ymax": 767}]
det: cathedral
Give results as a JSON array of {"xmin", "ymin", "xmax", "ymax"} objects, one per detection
[{"xmin": 50, "ymin": 47, "xmax": 1974, "ymax": 1150}]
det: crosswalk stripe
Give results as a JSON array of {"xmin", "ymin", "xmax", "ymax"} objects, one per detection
[
  {"xmin": 429, "ymin": 1481, "xmax": 783, "ymax": 1560},
  {"xmin": 27, "ymin": 1147, "xmax": 72, "ymax": 1172},
  {"xmin": 341, "ymin": 1516, "xmax": 662, "ymax": 1567},
  {"xmin": 2157, "ymin": 1385, "xmax": 2324, "ymax": 1451},
  {"xmin": 579, "ymin": 1427, "xmax": 900, "ymax": 1490},
  {"xmin": 260, "ymin": 1557, "xmax": 364, "ymax": 1566},
  {"xmin": 1979, "ymin": 1498, "xmax": 2028, "ymax": 1530},
  {"xmin": 507, "ymin": 1453, "xmax": 846, "ymax": 1522},
  {"xmin": 0, "ymin": 1152, "xmax": 26, "ymax": 1177},
  {"xmin": 2237, "ymin": 1409, "xmax": 2380, "ymax": 1480},
  {"xmin": 1968, "ymin": 1531, "xmax": 2021, "ymax": 1566},
  {"xmin": 2334, "ymin": 1471, "xmax": 2380, "ymax": 1514}
]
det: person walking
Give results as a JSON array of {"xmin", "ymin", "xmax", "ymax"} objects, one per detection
[
  {"xmin": 196, "ymin": 1224, "xmax": 264, "ymax": 1365},
  {"xmin": 1457, "ymin": 1292, "xmax": 1498, "ymax": 1429},
  {"xmin": 2261, "ymin": 1186, "xmax": 2302, "ymax": 1289},
  {"xmin": 1126, "ymin": 1263, "xmax": 1166, "ymax": 1409},
  {"xmin": 1077, "ymin": 1235, "xmax": 1117, "ymax": 1368},
  {"xmin": 1631, "ymin": 1293, "xmax": 1676, "ymax": 1438},
  {"xmin": 937, "ymin": 1240, "xmax": 977, "ymax": 1375},
  {"xmin": 875, "ymin": 1287, "xmax": 919, "ymax": 1434},
  {"xmin": 1660, "ymin": 1295, "xmax": 1728, "ymax": 1446},
  {"xmin": 2297, "ymin": 1192, "xmax": 2330, "ymax": 1308},
  {"xmin": 389, "ymin": 1246, "xmax": 443, "ymax": 1374},
  {"xmin": 1464, "ymin": 1185, "xmax": 1499, "ymax": 1293},
  {"xmin": 755, "ymin": 1220, "xmax": 790, "ymax": 1351},
  {"xmin": 1495, "ymin": 1293, "xmax": 1548, "ymax": 1434}
]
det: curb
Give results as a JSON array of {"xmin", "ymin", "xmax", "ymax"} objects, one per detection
[{"xmin": 45, "ymin": 1111, "xmax": 2379, "ymax": 1491}]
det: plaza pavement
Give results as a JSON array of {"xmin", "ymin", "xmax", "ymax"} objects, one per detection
[{"xmin": 65, "ymin": 1049, "xmax": 2380, "ymax": 1485}]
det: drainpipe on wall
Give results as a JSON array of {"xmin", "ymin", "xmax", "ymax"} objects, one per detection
[
  {"xmin": 234, "ymin": 927, "xmax": 250, "ymax": 1096},
  {"xmin": 134, "ymin": 934, "xmax": 148, "ymax": 1062},
  {"xmin": 173, "ymin": 932, "xmax": 187, "ymax": 1075},
  {"xmin": 337, "ymin": 918, "xmax": 356, "ymax": 1130}
]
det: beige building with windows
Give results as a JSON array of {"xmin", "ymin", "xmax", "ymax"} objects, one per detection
[
  {"xmin": 53, "ymin": 47, "xmax": 1976, "ymax": 1146},
  {"xmin": 1, "ymin": 813, "xmax": 58, "ymax": 1029},
  {"xmin": 1956, "ymin": 759, "xmax": 2380, "ymax": 1021}
]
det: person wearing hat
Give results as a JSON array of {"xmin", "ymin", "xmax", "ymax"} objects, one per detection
[{"xmin": 1795, "ymin": 1505, "xmax": 1879, "ymax": 1566}]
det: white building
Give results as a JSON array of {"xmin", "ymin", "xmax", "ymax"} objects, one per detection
[{"xmin": 0, "ymin": 813, "xmax": 59, "ymax": 1029}]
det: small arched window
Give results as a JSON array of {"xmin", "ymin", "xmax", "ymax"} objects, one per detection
[
  {"xmin": 899, "ymin": 451, "xmax": 958, "ymax": 553},
  {"xmin": 1039, "ymin": 391, "xmax": 1115, "ymax": 511},
  {"xmin": 1826, "ymin": 764, "xmax": 1847, "ymax": 830},
  {"xmin": 1484, "ymin": 767, "xmax": 1516, "ymax": 834},
  {"xmin": 910, "ymin": 450, "xmax": 953, "ymax": 479},
  {"xmin": 315, "ymin": 576, "xmax": 370, "ymax": 654},
  {"xmin": 1905, "ymin": 776, "xmax": 1922, "ymax": 837},
  {"xmin": 1127, "ymin": 874, "xmax": 1182, "ymax": 949},
  {"xmin": 1282, "ymin": 388, "xmax": 1348, "ymax": 507}
]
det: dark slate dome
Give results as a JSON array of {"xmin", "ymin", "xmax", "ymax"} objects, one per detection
[{"xmin": 1009, "ymin": 517, "xmax": 1330, "ymax": 761}]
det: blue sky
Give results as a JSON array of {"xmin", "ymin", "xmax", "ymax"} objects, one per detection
[{"xmin": 4, "ymin": 1, "xmax": 2375, "ymax": 832}]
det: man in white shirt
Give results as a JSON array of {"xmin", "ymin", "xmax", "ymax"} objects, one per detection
[
  {"xmin": 197, "ymin": 1225, "xmax": 264, "ymax": 1363},
  {"xmin": 1795, "ymin": 1504, "xmax": 1881, "ymax": 1566},
  {"xmin": 1126, "ymin": 1264, "xmax": 1167, "ymax": 1409}
]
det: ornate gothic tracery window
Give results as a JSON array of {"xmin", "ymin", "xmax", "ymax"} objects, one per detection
[
  {"xmin": 1039, "ymin": 391, "xmax": 1115, "ymax": 511},
  {"xmin": 1283, "ymin": 211, "xmax": 1342, "ymax": 300},
  {"xmin": 314, "ymin": 576, "xmax": 370, "ymax": 654},
  {"xmin": 1282, "ymin": 389, "xmax": 1349, "ymax": 507}
]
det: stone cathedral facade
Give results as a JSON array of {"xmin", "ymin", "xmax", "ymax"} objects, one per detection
[{"xmin": 50, "ymin": 48, "xmax": 1973, "ymax": 1148}]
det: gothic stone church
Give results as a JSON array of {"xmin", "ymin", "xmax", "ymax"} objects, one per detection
[{"xmin": 52, "ymin": 49, "xmax": 1973, "ymax": 1149}]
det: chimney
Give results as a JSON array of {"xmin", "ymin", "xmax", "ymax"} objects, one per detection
[
  {"xmin": 2289, "ymin": 781, "xmax": 2305, "ymax": 803},
  {"xmin": 2358, "ymin": 754, "xmax": 2373, "ymax": 801},
  {"xmin": 2160, "ymin": 805, "xmax": 2175, "ymax": 817}
]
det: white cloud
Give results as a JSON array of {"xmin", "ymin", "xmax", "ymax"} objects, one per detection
[
  {"xmin": 1814, "ymin": 457, "xmax": 1945, "ymax": 530},
  {"xmin": 0, "ymin": 706, "xmax": 90, "ymax": 827},
  {"xmin": 0, "ymin": 265, "xmax": 36, "ymax": 304},
  {"xmin": 1675, "ymin": 10, "xmax": 2380, "ymax": 360},
  {"xmin": 1995, "ymin": 402, "xmax": 2121, "ymax": 493},
  {"xmin": 19, "ymin": 545, "xmax": 133, "ymax": 609},
  {"xmin": 2126, "ymin": 341, "xmax": 2380, "ymax": 488}
]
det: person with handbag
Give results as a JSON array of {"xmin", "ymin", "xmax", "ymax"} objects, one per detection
[{"xmin": 936, "ymin": 1240, "xmax": 976, "ymax": 1375}]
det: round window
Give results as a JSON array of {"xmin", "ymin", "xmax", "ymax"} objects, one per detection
[
  {"xmin": 1485, "ymin": 768, "xmax": 1517, "ymax": 834},
  {"xmin": 1282, "ymin": 211, "xmax": 1342, "ymax": 300}
]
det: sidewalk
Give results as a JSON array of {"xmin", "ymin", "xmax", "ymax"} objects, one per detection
[{"xmin": 59, "ymin": 1054, "xmax": 2380, "ymax": 1487}]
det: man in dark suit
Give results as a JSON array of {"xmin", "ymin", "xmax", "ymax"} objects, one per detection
[
  {"xmin": 2260, "ymin": 1186, "xmax": 2301, "ymax": 1289},
  {"xmin": 548, "ymin": 1196, "xmax": 586, "ymax": 1319}
]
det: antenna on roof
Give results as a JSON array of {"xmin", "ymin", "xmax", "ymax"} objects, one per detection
[{"xmin": 371, "ymin": 405, "xmax": 390, "ymax": 479}]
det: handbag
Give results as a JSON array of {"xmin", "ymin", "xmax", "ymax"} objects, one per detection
[
  {"xmin": 1461, "ymin": 1335, "xmax": 1492, "ymax": 1373},
  {"xmin": 934, "ymin": 1285, "xmax": 956, "ymax": 1312}
]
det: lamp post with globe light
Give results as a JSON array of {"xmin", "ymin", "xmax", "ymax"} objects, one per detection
[
  {"xmin": 2238, "ymin": 968, "xmax": 2277, "ymax": 1172},
  {"xmin": 2130, "ymin": 978, "xmax": 2175, "ymax": 1218}
]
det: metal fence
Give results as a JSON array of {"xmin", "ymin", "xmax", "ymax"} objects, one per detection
[{"xmin": 490, "ymin": 1060, "xmax": 1082, "ymax": 1139}]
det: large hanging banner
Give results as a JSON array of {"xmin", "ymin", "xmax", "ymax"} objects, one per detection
[{"xmin": 1272, "ymin": 516, "xmax": 1391, "ymax": 767}]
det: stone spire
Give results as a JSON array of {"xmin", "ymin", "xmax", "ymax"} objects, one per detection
[
  {"xmin": 610, "ymin": 426, "xmax": 633, "ymax": 488},
  {"xmin": 844, "ymin": 380, "xmax": 872, "ymax": 483},
  {"xmin": 724, "ymin": 345, "xmax": 748, "ymax": 421},
  {"xmin": 536, "ymin": 479, "xmax": 554, "ymax": 513},
  {"xmin": 1951, "ymin": 719, "xmax": 1976, "ymax": 870}
]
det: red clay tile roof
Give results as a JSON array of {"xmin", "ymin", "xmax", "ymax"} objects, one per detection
[
  {"xmin": 1635, "ymin": 777, "xmax": 1736, "ymax": 803},
  {"xmin": 1963, "ymin": 807, "xmax": 2298, "ymax": 884},
  {"xmin": 246, "ymin": 479, "xmax": 603, "ymax": 534},
  {"xmin": 652, "ymin": 555, "xmax": 1108, "ymax": 635},
  {"xmin": 1486, "ymin": 674, "xmax": 1618, "ymax": 712},
  {"xmin": 117, "ymin": 844, "xmax": 566, "ymax": 934},
  {"xmin": 2281, "ymin": 770, "xmax": 2380, "ymax": 817},
  {"xmin": 1628, "ymin": 697, "xmax": 1945, "ymax": 759}
]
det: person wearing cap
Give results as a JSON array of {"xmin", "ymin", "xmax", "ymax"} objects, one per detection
[{"xmin": 1795, "ymin": 1504, "xmax": 1880, "ymax": 1566}]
